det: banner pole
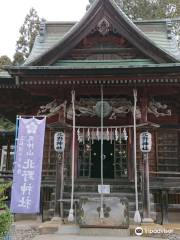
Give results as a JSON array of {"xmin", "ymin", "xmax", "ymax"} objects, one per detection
[{"xmin": 13, "ymin": 115, "xmax": 20, "ymax": 167}]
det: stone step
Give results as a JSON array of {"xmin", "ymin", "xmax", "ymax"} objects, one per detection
[
  {"xmin": 79, "ymin": 228, "xmax": 130, "ymax": 237},
  {"xmin": 59, "ymin": 198, "xmax": 155, "ymax": 213},
  {"xmin": 64, "ymin": 185, "xmax": 135, "ymax": 193},
  {"xmin": 61, "ymin": 209, "xmax": 157, "ymax": 222},
  {"xmin": 67, "ymin": 177, "xmax": 130, "ymax": 183},
  {"xmin": 62, "ymin": 192, "xmax": 148, "ymax": 202}
]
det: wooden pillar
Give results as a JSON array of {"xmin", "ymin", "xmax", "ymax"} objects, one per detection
[
  {"xmin": 161, "ymin": 190, "xmax": 169, "ymax": 224},
  {"xmin": 54, "ymin": 104, "xmax": 67, "ymax": 218},
  {"xmin": 54, "ymin": 153, "xmax": 63, "ymax": 217},
  {"xmin": 139, "ymin": 91, "xmax": 153, "ymax": 222},
  {"xmin": 142, "ymin": 152, "xmax": 153, "ymax": 222},
  {"xmin": 60, "ymin": 152, "xmax": 65, "ymax": 218},
  {"xmin": 139, "ymin": 91, "xmax": 148, "ymax": 123}
]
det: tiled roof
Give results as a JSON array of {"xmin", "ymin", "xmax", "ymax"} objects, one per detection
[
  {"xmin": 0, "ymin": 71, "xmax": 16, "ymax": 87},
  {"xmin": 24, "ymin": 22, "xmax": 76, "ymax": 65},
  {"xmin": 24, "ymin": 0, "xmax": 180, "ymax": 65},
  {"xmin": 0, "ymin": 70, "xmax": 12, "ymax": 78},
  {"xmin": 136, "ymin": 21, "xmax": 180, "ymax": 61}
]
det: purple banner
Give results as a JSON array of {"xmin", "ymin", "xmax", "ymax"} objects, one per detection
[{"xmin": 10, "ymin": 117, "xmax": 46, "ymax": 213}]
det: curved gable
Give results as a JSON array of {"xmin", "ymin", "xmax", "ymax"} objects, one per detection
[{"xmin": 26, "ymin": 0, "xmax": 178, "ymax": 66}]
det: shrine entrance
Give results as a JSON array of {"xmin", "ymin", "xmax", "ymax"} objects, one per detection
[
  {"xmin": 78, "ymin": 131, "xmax": 128, "ymax": 179},
  {"xmin": 91, "ymin": 140, "xmax": 114, "ymax": 178}
]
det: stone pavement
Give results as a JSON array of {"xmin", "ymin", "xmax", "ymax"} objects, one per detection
[
  {"xmin": 7, "ymin": 220, "xmax": 40, "ymax": 240},
  {"xmin": 8, "ymin": 220, "xmax": 180, "ymax": 240},
  {"xmin": 33, "ymin": 235, "xmax": 168, "ymax": 240}
]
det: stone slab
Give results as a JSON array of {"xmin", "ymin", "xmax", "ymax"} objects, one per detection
[
  {"xmin": 33, "ymin": 234, "xmax": 168, "ymax": 240},
  {"xmin": 38, "ymin": 221, "xmax": 59, "ymax": 234},
  {"xmin": 77, "ymin": 197, "xmax": 129, "ymax": 228},
  {"xmin": 80, "ymin": 227, "xmax": 130, "ymax": 237},
  {"xmin": 57, "ymin": 224, "xmax": 80, "ymax": 235}
]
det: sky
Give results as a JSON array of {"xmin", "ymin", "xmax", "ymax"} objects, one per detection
[{"xmin": 0, "ymin": 0, "xmax": 89, "ymax": 60}]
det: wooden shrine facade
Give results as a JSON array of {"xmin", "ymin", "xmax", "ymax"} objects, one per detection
[{"xmin": 1, "ymin": 0, "xmax": 180, "ymax": 223}]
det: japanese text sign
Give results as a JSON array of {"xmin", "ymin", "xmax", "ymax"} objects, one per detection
[
  {"xmin": 10, "ymin": 117, "xmax": 46, "ymax": 213},
  {"xmin": 54, "ymin": 132, "xmax": 65, "ymax": 153},
  {"xmin": 140, "ymin": 131, "xmax": 152, "ymax": 153}
]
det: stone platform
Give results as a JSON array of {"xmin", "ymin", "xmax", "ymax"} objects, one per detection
[{"xmin": 33, "ymin": 235, "xmax": 168, "ymax": 240}]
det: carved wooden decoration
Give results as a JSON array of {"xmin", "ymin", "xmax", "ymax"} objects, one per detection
[
  {"xmin": 37, "ymin": 98, "xmax": 171, "ymax": 120},
  {"xmin": 97, "ymin": 18, "xmax": 110, "ymax": 36}
]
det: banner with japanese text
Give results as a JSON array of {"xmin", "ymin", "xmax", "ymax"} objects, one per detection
[{"xmin": 10, "ymin": 117, "xmax": 46, "ymax": 213}]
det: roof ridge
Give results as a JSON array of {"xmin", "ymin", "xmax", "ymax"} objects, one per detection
[{"xmin": 24, "ymin": 0, "xmax": 179, "ymax": 66}]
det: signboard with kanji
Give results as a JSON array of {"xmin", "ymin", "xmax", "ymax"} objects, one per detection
[
  {"xmin": 140, "ymin": 132, "xmax": 152, "ymax": 153},
  {"xmin": 10, "ymin": 117, "xmax": 46, "ymax": 213},
  {"xmin": 54, "ymin": 132, "xmax": 65, "ymax": 153}
]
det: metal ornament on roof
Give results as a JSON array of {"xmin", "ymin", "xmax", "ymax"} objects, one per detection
[{"xmin": 95, "ymin": 101, "xmax": 112, "ymax": 118}]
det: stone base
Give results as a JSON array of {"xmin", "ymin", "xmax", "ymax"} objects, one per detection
[
  {"xmin": 80, "ymin": 227, "xmax": 130, "ymax": 237},
  {"xmin": 142, "ymin": 218, "xmax": 154, "ymax": 223},
  {"xmin": 14, "ymin": 214, "xmax": 38, "ymax": 221},
  {"xmin": 78, "ymin": 197, "xmax": 129, "ymax": 228},
  {"xmin": 57, "ymin": 224, "xmax": 80, "ymax": 235},
  {"xmin": 39, "ymin": 221, "xmax": 59, "ymax": 235},
  {"xmin": 51, "ymin": 217, "xmax": 63, "ymax": 224}
]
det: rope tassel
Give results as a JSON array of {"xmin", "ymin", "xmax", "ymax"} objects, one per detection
[{"xmin": 68, "ymin": 209, "xmax": 74, "ymax": 222}]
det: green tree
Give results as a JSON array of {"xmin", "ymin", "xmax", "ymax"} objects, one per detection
[
  {"xmin": 0, "ymin": 55, "xmax": 12, "ymax": 72},
  {"xmin": 13, "ymin": 8, "xmax": 40, "ymax": 65},
  {"xmin": 87, "ymin": 0, "xmax": 180, "ymax": 19},
  {"xmin": 87, "ymin": 0, "xmax": 180, "ymax": 46},
  {"xmin": 0, "ymin": 182, "xmax": 12, "ymax": 238}
]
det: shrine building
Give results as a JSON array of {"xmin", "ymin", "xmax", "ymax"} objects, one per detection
[{"xmin": 1, "ymin": 0, "xmax": 180, "ymax": 225}]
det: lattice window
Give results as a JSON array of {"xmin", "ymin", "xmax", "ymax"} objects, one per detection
[
  {"xmin": 157, "ymin": 130, "xmax": 180, "ymax": 172},
  {"xmin": 0, "ymin": 145, "xmax": 14, "ymax": 171},
  {"xmin": 114, "ymin": 139, "xmax": 128, "ymax": 178},
  {"xmin": 78, "ymin": 141, "xmax": 91, "ymax": 177}
]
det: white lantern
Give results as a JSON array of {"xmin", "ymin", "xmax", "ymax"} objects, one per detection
[
  {"xmin": 140, "ymin": 132, "xmax": 152, "ymax": 153},
  {"xmin": 54, "ymin": 132, "xmax": 65, "ymax": 153}
]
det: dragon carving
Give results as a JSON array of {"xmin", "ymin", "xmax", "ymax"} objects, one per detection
[{"xmin": 37, "ymin": 98, "xmax": 171, "ymax": 119}]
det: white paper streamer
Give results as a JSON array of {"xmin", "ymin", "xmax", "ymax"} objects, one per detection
[
  {"xmin": 96, "ymin": 128, "xmax": 100, "ymax": 141},
  {"xmin": 87, "ymin": 128, "xmax": 90, "ymax": 141},
  {"xmin": 115, "ymin": 128, "xmax": 119, "ymax": 141}
]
